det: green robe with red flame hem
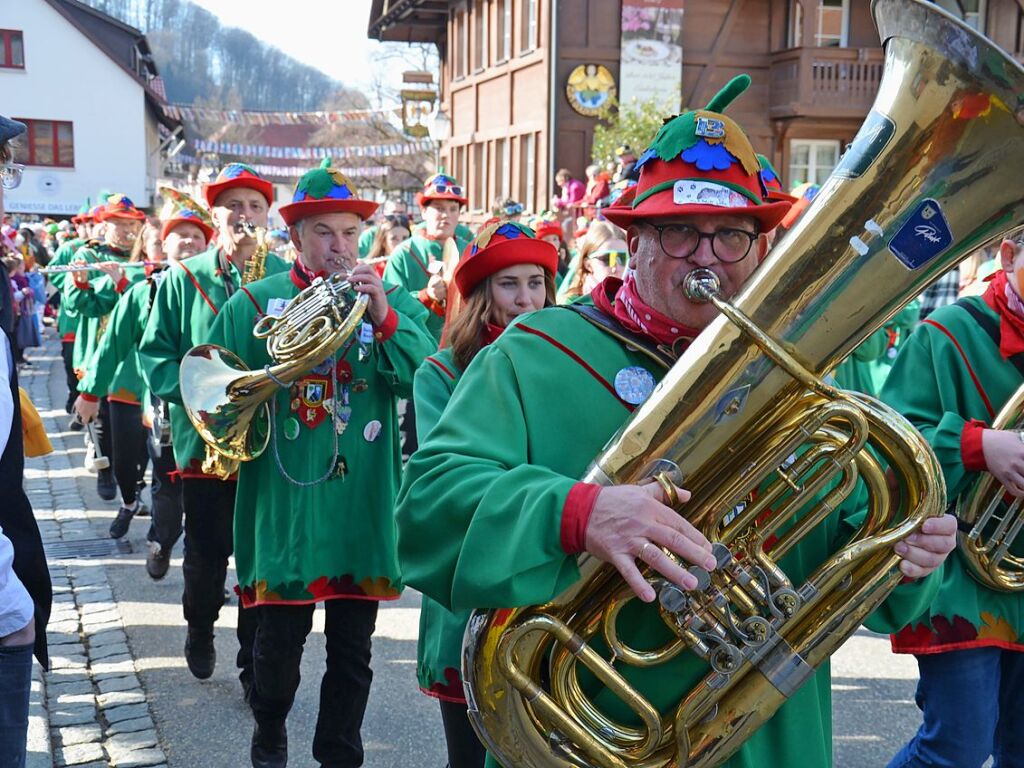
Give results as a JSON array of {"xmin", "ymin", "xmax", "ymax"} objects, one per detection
[
  {"xmin": 395, "ymin": 293, "xmax": 943, "ymax": 768},
  {"xmin": 882, "ymin": 295, "xmax": 1024, "ymax": 654},
  {"xmin": 47, "ymin": 237, "xmax": 85, "ymax": 342},
  {"xmin": 77, "ymin": 273, "xmax": 162, "ymax": 405},
  {"xmin": 381, "ymin": 230, "xmax": 471, "ymax": 343},
  {"xmin": 411, "ymin": 347, "xmax": 475, "ymax": 701},
  {"xmin": 208, "ymin": 264, "xmax": 435, "ymax": 607},
  {"xmin": 137, "ymin": 246, "xmax": 289, "ymax": 475},
  {"xmin": 63, "ymin": 243, "xmax": 144, "ymax": 391}
]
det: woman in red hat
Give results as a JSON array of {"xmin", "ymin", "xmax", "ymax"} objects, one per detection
[
  {"xmin": 407, "ymin": 220, "xmax": 558, "ymax": 768},
  {"xmin": 532, "ymin": 214, "xmax": 570, "ymax": 280}
]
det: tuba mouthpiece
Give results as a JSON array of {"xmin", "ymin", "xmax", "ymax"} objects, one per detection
[{"xmin": 683, "ymin": 268, "xmax": 721, "ymax": 303}]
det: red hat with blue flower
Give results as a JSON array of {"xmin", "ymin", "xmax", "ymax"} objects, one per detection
[
  {"xmin": 203, "ymin": 162, "xmax": 274, "ymax": 209},
  {"xmin": 278, "ymin": 158, "xmax": 378, "ymax": 226},
  {"xmin": 603, "ymin": 75, "xmax": 791, "ymax": 232},
  {"xmin": 95, "ymin": 193, "xmax": 146, "ymax": 222},
  {"xmin": 452, "ymin": 221, "xmax": 558, "ymax": 298},
  {"xmin": 417, "ymin": 172, "xmax": 468, "ymax": 208},
  {"xmin": 532, "ymin": 212, "xmax": 564, "ymax": 241},
  {"xmin": 757, "ymin": 154, "xmax": 797, "ymax": 205}
]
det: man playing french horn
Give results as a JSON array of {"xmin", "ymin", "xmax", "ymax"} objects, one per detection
[
  {"xmin": 883, "ymin": 230, "xmax": 1024, "ymax": 767},
  {"xmin": 396, "ymin": 77, "xmax": 958, "ymax": 768},
  {"xmin": 203, "ymin": 159, "xmax": 434, "ymax": 768},
  {"xmin": 138, "ymin": 163, "xmax": 288, "ymax": 688}
]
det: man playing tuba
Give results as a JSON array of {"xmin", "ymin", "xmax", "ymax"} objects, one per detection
[
  {"xmin": 207, "ymin": 159, "xmax": 434, "ymax": 768},
  {"xmin": 395, "ymin": 77, "xmax": 958, "ymax": 768},
  {"xmin": 883, "ymin": 230, "xmax": 1024, "ymax": 767}
]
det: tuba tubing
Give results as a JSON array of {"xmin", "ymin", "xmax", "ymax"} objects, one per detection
[{"xmin": 463, "ymin": 2, "xmax": 1024, "ymax": 766}]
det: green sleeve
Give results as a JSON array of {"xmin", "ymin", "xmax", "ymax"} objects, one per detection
[
  {"xmin": 138, "ymin": 269, "xmax": 186, "ymax": 405},
  {"xmin": 208, "ymin": 292, "xmax": 254, "ymax": 367},
  {"xmin": 46, "ymin": 242, "xmax": 77, "ymax": 292},
  {"xmin": 62, "ymin": 254, "xmax": 121, "ymax": 317},
  {"xmin": 881, "ymin": 324, "xmax": 974, "ymax": 498},
  {"xmin": 412, "ymin": 357, "xmax": 455, "ymax": 442},
  {"xmin": 358, "ymin": 226, "xmax": 377, "ymax": 258},
  {"xmin": 850, "ymin": 327, "xmax": 889, "ymax": 362},
  {"xmin": 381, "ymin": 241, "xmax": 422, "ymax": 301},
  {"xmin": 893, "ymin": 299, "xmax": 920, "ymax": 337},
  {"xmin": 78, "ymin": 284, "xmax": 143, "ymax": 397},
  {"xmin": 396, "ymin": 344, "xmax": 581, "ymax": 612},
  {"xmin": 374, "ymin": 289, "xmax": 437, "ymax": 399}
]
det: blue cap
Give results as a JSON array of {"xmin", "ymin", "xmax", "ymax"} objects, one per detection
[{"xmin": 0, "ymin": 116, "xmax": 26, "ymax": 145}]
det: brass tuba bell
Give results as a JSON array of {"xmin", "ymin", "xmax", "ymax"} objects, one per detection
[
  {"xmin": 179, "ymin": 273, "xmax": 368, "ymax": 475},
  {"xmin": 462, "ymin": 2, "xmax": 1024, "ymax": 766},
  {"xmin": 957, "ymin": 383, "xmax": 1024, "ymax": 592}
]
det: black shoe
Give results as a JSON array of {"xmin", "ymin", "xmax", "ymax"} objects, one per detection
[
  {"xmin": 250, "ymin": 721, "xmax": 287, "ymax": 768},
  {"xmin": 97, "ymin": 469, "xmax": 117, "ymax": 501},
  {"xmin": 185, "ymin": 628, "xmax": 216, "ymax": 680},
  {"xmin": 108, "ymin": 504, "xmax": 137, "ymax": 539},
  {"xmin": 68, "ymin": 415, "xmax": 84, "ymax": 432},
  {"xmin": 145, "ymin": 542, "xmax": 171, "ymax": 580},
  {"xmin": 135, "ymin": 501, "xmax": 150, "ymax": 518}
]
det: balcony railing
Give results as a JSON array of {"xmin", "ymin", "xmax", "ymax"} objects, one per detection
[{"xmin": 770, "ymin": 47, "xmax": 884, "ymax": 119}]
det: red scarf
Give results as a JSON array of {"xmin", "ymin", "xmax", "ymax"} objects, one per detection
[
  {"xmin": 982, "ymin": 269, "xmax": 1024, "ymax": 359},
  {"xmin": 482, "ymin": 322, "xmax": 504, "ymax": 346},
  {"xmin": 290, "ymin": 257, "xmax": 325, "ymax": 290},
  {"xmin": 591, "ymin": 275, "xmax": 700, "ymax": 348}
]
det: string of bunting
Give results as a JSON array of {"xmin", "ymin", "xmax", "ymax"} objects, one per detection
[
  {"xmin": 191, "ymin": 138, "xmax": 433, "ymax": 160},
  {"xmin": 172, "ymin": 154, "xmax": 390, "ymax": 179},
  {"xmin": 163, "ymin": 103, "xmax": 401, "ymax": 126}
]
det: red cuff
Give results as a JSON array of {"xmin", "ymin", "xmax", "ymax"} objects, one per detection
[
  {"xmin": 961, "ymin": 419, "xmax": 988, "ymax": 472},
  {"xmin": 115, "ymin": 276, "xmax": 129, "ymax": 293},
  {"xmin": 417, "ymin": 288, "xmax": 446, "ymax": 317},
  {"xmin": 373, "ymin": 307, "xmax": 399, "ymax": 342},
  {"xmin": 78, "ymin": 392, "xmax": 99, "ymax": 403},
  {"xmin": 560, "ymin": 482, "xmax": 602, "ymax": 554},
  {"xmin": 73, "ymin": 277, "xmax": 91, "ymax": 290}
]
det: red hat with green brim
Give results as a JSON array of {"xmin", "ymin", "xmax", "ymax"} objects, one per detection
[
  {"xmin": 757, "ymin": 153, "xmax": 798, "ymax": 205},
  {"xmin": 203, "ymin": 162, "xmax": 274, "ymax": 209},
  {"xmin": 416, "ymin": 172, "xmax": 468, "ymax": 208},
  {"xmin": 603, "ymin": 75, "xmax": 791, "ymax": 232},
  {"xmin": 95, "ymin": 194, "xmax": 146, "ymax": 222},
  {"xmin": 278, "ymin": 158, "xmax": 378, "ymax": 226},
  {"xmin": 453, "ymin": 221, "xmax": 558, "ymax": 298}
]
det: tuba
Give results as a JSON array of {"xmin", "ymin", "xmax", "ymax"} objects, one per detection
[
  {"xmin": 957, "ymin": 383, "xmax": 1024, "ymax": 591},
  {"xmin": 463, "ymin": 2, "xmax": 1024, "ymax": 767},
  {"xmin": 179, "ymin": 272, "xmax": 368, "ymax": 475}
]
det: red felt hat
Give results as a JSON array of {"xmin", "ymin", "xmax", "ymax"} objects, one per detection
[
  {"xmin": 95, "ymin": 194, "xmax": 146, "ymax": 222},
  {"xmin": 416, "ymin": 172, "xmax": 468, "ymax": 208},
  {"xmin": 452, "ymin": 221, "xmax": 559, "ymax": 298},
  {"xmin": 160, "ymin": 213, "xmax": 215, "ymax": 244},
  {"xmin": 278, "ymin": 159, "xmax": 378, "ymax": 226},
  {"xmin": 203, "ymin": 162, "xmax": 275, "ymax": 210},
  {"xmin": 603, "ymin": 75, "xmax": 791, "ymax": 233},
  {"xmin": 533, "ymin": 218, "xmax": 564, "ymax": 241}
]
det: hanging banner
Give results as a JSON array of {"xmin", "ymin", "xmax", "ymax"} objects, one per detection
[
  {"xmin": 163, "ymin": 103, "xmax": 401, "ymax": 126},
  {"xmin": 619, "ymin": 0, "xmax": 684, "ymax": 112},
  {"xmin": 171, "ymin": 155, "xmax": 392, "ymax": 180},
  {"xmin": 190, "ymin": 138, "xmax": 434, "ymax": 161}
]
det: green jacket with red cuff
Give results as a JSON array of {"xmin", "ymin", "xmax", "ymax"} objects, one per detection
[
  {"xmin": 395, "ymin": 295, "xmax": 942, "ymax": 768},
  {"xmin": 137, "ymin": 246, "xmax": 290, "ymax": 475},
  {"xmin": 208, "ymin": 263, "xmax": 435, "ymax": 607},
  {"xmin": 62, "ymin": 243, "xmax": 142, "ymax": 378},
  {"xmin": 47, "ymin": 237, "xmax": 85, "ymax": 341},
  {"xmin": 881, "ymin": 294, "xmax": 1024, "ymax": 654}
]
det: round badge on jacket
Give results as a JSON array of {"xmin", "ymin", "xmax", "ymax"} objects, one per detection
[{"xmin": 614, "ymin": 366, "xmax": 656, "ymax": 405}]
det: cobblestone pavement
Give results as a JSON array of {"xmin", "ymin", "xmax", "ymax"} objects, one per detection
[{"xmin": 22, "ymin": 334, "xmax": 936, "ymax": 767}]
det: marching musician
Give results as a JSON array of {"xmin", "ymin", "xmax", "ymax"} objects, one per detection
[
  {"xmin": 396, "ymin": 77, "xmax": 958, "ymax": 768},
  {"xmin": 883, "ymin": 230, "xmax": 1024, "ymax": 767},
  {"xmin": 64, "ymin": 195, "xmax": 148, "ymax": 509},
  {"xmin": 137, "ymin": 163, "xmax": 287, "ymax": 686},
  {"xmin": 207, "ymin": 159, "xmax": 433, "ymax": 768},
  {"xmin": 74, "ymin": 197, "xmax": 213, "ymax": 580},
  {"xmin": 382, "ymin": 172, "xmax": 472, "ymax": 343},
  {"xmin": 411, "ymin": 221, "xmax": 558, "ymax": 768}
]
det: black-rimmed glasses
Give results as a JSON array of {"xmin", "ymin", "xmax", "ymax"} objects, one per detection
[{"xmin": 647, "ymin": 222, "xmax": 757, "ymax": 263}]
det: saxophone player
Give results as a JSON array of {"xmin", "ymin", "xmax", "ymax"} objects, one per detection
[
  {"xmin": 395, "ymin": 77, "xmax": 958, "ymax": 768},
  {"xmin": 883, "ymin": 230, "xmax": 1024, "ymax": 767},
  {"xmin": 137, "ymin": 163, "xmax": 288, "ymax": 688},
  {"xmin": 207, "ymin": 160, "xmax": 434, "ymax": 768}
]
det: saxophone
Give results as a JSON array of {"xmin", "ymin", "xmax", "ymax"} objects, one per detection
[
  {"xmin": 957, "ymin": 384, "xmax": 1024, "ymax": 592},
  {"xmin": 462, "ymin": 2, "xmax": 1024, "ymax": 766}
]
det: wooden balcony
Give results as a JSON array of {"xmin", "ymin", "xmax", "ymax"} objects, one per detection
[{"xmin": 769, "ymin": 47, "xmax": 884, "ymax": 120}]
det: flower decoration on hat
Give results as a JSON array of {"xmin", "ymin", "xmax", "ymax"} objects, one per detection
[
  {"xmin": 279, "ymin": 158, "xmax": 378, "ymax": 226},
  {"xmin": 453, "ymin": 221, "xmax": 557, "ymax": 298},
  {"xmin": 96, "ymin": 193, "xmax": 146, "ymax": 222},
  {"xmin": 757, "ymin": 154, "xmax": 797, "ymax": 204},
  {"xmin": 604, "ymin": 74, "xmax": 792, "ymax": 233},
  {"xmin": 203, "ymin": 161, "xmax": 274, "ymax": 209},
  {"xmin": 158, "ymin": 187, "xmax": 215, "ymax": 242}
]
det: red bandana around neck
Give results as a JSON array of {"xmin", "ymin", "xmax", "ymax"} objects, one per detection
[
  {"xmin": 591, "ymin": 275, "xmax": 701, "ymax": 348},
  {"xmin": 290, "ymin": 257, "xmax": 326, "ymax": 290},
  {"xmin": 482, "ymin": 322, "xmax": 504, "ymax": 346},
  {"xmin": 982, "ymin": 269, "xmax": 1024, "ymax": 359}
]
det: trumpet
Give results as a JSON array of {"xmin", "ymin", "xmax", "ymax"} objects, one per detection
[{"xmin": 39, "ymin": 261, "xmax": 159, "ymax": 275}]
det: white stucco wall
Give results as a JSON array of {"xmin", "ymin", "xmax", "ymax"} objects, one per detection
[{"xmin": 1, "ymin": 0, "xmax": 151, "ymax": 215}]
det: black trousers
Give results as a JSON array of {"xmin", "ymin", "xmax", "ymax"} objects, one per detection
[
  {"xmin": 400, "ymin": 399, "xmax": 418, "ymax": 458},
  {"xmin": 145, "ymin": 438, "xmax": 182, "ymax": 550},
  {"xmin": 61, "ymin": 340, "xmax": 78, "ymax": 412},
  {"xmin": 107, "ymin": 401, "xmax": 148, "ymax": 506},
  {"xmin": 94, "ymin": 398, "xmax": 114, "ymax": 471},
  {"xmin": 250, "ymin": 600, "xmax": 379, "ymax": 767},
  {"xmin": 439, "ymin": 700, "xmax": 486, "ymax": 768},
  {"xmin": 180, "ymin": 477, "xmax": 256, "ymax": 681}
]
